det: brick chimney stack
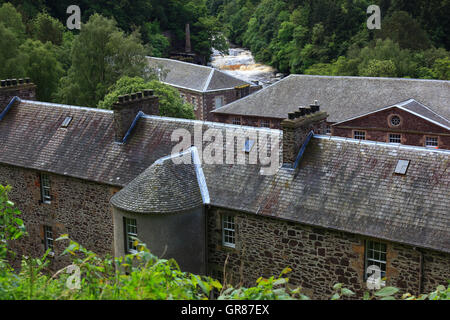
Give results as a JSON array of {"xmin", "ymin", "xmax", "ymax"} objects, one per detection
[
  {"xmin": 112, "ymin": 90, "xmax": 159, "ymax": 142},
  {"xmin": 0, "ymin": 78, "xmax": 36, "ymax": 112},
  {"xmin": 281, "ymin": 101, "xmax": 328, "ymax": 167},
  {"xmin": 185, "ymin": 23, "xmax": 191, "ymax": 53}
]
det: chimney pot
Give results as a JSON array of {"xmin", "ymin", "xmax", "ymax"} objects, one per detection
[
  {"xmin": 6, "ymin": 79, "xmax": 11, "ymax": 86},
  {"xmin": 124, "ymin": 95, "xmax": 130, "ymax": 102},
  {"xmin": 11, "ymin": 79, "xmax": 17, "ymax": 86},
  {"xmin": 25, "ymin": 78, "xmax": 31, "ymax": 84},
  {"xmin": 144, "ymin": 89, "xmax": 153, "ymax": 97},
  {"xmin": 137, "ymin": 92, "xmax": 143, "ymax": 99},
  {"xmin": 288, "ymin": 112, "xmax": 296, "ymax": 120},
  {"xmin": 299, "ymin": 107, "xmax": 306, "ymax": 116},
  {"xmin": 1, "ymin": 80, "xmax": 5, "ymax": 87},
  {"xmin": 118, "ymin": 96, "xmax": 125, "ymax": 103},
  {"xmin": 131, "ymin": 93, "xmax": 137, "ymax": 100},
  {"xmin": 18, "ymin": 79, "xmax": 24, "ymax": 85}
]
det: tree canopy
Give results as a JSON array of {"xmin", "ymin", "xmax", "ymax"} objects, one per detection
[{"xmin": 99, "ymin": 76, "xmax": 196, "ymax": 120}]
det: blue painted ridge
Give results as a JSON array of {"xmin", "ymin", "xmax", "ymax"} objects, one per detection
[
  {"xmin": 121, "ymin": 111, "xmax": 145, "ymax": 144},
  {"xmin": 293, "ymin": 130, "xmax": 314, "ymax": 169},
  {"xmin": 0, "ymin": 96, "xmax": 21, "ymax": 121}
]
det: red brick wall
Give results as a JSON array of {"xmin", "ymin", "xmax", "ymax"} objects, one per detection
[
  {"xmin": 173, "ymin": 85, "xmax": 262, "ymax": 121},
  {"xmin": 214, "ymin": 113, "xmax": 283, "ymax": 129},
  {"xmin": 332, "ymin": 107, "xmax": 450, "ymax": 149}
]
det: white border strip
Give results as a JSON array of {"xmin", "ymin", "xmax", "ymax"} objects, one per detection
[
  {"xmin": 21, "ymin": 100, "xmax": 113, "ymax": 114},
  {"xmin": 192, "ymin": 146, "xmax": 210, "ymax": 205},
  {"xmin": 314, "ymin": 134, "xmax": 450, "ymax": 154}
]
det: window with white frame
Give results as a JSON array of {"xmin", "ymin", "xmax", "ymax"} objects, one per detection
[
  {"xmin": 191, "ymin": 97, "xmax": 198, "ymax": 110},
  {"xmin": 365, "ymin": 240, "xmax": 387, "ymax": 280},
  {"xmin": 124, "ymin": 218, "xmax": 138, "ymax": 253},
  {"xmin": 40, "ymin": 173, "xmax": 51, "ymax": 204},
  {"xmin": 260, "ymin": 119, "xmax": 270, "ymax": 128},
  {"xmin": 44, "ymin": 226, "xmax": 54, "ymax": 252},
  {"xmin": 222, "ymin": 215, "xmax": 235, "ymax": 248},
  {"xmin": 389, "ymin": 133, "xmax": 401, "ymax": 144},
  {"xmin": 326, "ymin": 125, "xmax": 331, "ymax": 135},
  {"xmin": 232, "ymin": 117, "xmax": 241, "ymax": 125},
  {"xmin": 215, "ymin": 96, "xmax": 224, "ymax": 109},
  {"xmin": 425, "ymin": 137, "xmax": 438, "ymax": 148},
  {"xmin": 354, "ymin": 131, "xmax": 366, "ymax": 140}
]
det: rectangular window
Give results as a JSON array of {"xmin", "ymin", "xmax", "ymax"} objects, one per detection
[
  {"xmin": 425, "ymin": 137, "xmax": 438, "ymax": 147},
  {"xmin": 44, "ymin": 226, "xmax": 54, "ymax": 252},
  {"xmin": 40, "ymin": 173, "xmax": 51, "ymax": 204},
  {"xmin": 232, "ymin": 117, "xmax": 241, "ymax": 125},
  {"xmin": 215, "ymin": 96, "xmax": 224, "ymax": 109},
  {"xmin": 389, "ymin": 134, "xmax": 401, "ymax": 144},
  {"xmin": 124, "ymin": 218, "xmax": 138, "ymax": 254},
  {"xmin": 326, "ymin": 125, "xmax": 331, "ymax": 135},
  {"xmin": 260, "ymin": 119, "xmax": 270, "ymax": 128},
  {"xmin": 222, "ymin": 215, "xmax": 235, "ymax": 248},
  {"xmin": 354, "ymin": 131, "xmax": 366, "ymax": 140},
  {"xmin": 365, "ymin": 240, "xmax": 387, "ymax": 280}
]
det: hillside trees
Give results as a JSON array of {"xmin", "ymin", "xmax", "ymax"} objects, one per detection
[
  {"xmin": 208, "ymin": 0, "xmax": 450, "ymax": 79},
  {"xmin": 54, "ymin": 14, "xmax": 148, "ymax": 107}
]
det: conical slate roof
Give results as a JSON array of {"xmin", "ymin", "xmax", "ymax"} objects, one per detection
[{"xmin": 110, "ymin": 154, "xmax": 204, "ymax": 214}]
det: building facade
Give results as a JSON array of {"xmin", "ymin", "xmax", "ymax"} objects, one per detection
[
  {"xmin": 331, "ymin": 99, "xmax": 450, "ymax": 149},
  {"xmin": 212, "ymin": 75, "xmax": 450, "ymax": 132},
  {"xmin": 147, "ymin": 57, "xmax": 261, "ymax": 121},
  {"xmin": 0, "ymin": 80, "xmax": 449, "ymax": 299}
]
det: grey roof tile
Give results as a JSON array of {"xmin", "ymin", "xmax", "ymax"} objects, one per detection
[
  {"xmin": 0, "ymin": 99, "xmax": 449, "ymax": 253},
  {"xmin": 147, "ymin": 57, "xmax": 251, "ymax": 92},
  {"xmin": 212, "ymin": 75, "xmax": 450, "ymax": 123}
]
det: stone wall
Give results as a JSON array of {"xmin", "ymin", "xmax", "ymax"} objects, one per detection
[
  {"xmin": 0, "ymin": 164, "xmax": 117, "ymax": 270},
  {"xmin": 207, "ymin": 207, "xmax": 450, "ymax": 299}
]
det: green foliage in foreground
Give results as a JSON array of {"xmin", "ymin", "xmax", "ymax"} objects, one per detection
[{"xmin": 0, "ymin": 185, "xmax": 448, "ymax": 300}]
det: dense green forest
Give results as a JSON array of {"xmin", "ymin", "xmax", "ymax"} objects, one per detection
[
  {"xmin": 0, "ymin": 0, "xmax": 225, "ymax": 110},
  {"xmin": 207, "ymin": 0, "xmax": 450, "ymax": 79},
  {"xmin": 0, "ymin": 0, "xmax": 448, "ymax": 109}
]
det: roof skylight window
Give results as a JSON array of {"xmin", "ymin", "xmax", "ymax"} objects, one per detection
[{"xmin": 61, "ymin": 116, "xmax": 73, "ymax": 128}]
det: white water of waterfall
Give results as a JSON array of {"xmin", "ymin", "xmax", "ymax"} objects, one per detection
[{"xmin": 209, "ymin": 48, "xmax": 284, "ymax": 87}]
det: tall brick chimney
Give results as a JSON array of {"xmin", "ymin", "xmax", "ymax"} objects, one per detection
[
  {"xmin": 281, "ymin": 101, "xmax": 328, "ymax": 167},
  {"xmin": 112, "ymin": 90, "xmax": 159, "ymax": 142},
  {"xmin": 185, "ymin": 23, "xmax": 191, "ymax": 53},
  {"xmin": 0, "ymin": 78, "xmax": 36, "ymax": 112}
]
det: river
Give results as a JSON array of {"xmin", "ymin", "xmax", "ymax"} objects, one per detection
[{"xmin": 209, "ymin": 47, "xmax": 283, "ymax": 87}]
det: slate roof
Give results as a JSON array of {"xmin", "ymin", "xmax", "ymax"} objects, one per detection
[
  {"xmin": 0, "ymin": 99, "xmax": 449, "ymax": 253},
  {"xmin": 212, "ymin": 75, "xmax": 450, "ymax": 123},
  {"xmin": 110, "ymin": 155, "xmax": 204, "ymax": 214},
  {"xmin": 147, "ymin": 57, "xmax": 253, "ymax": 92}
]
